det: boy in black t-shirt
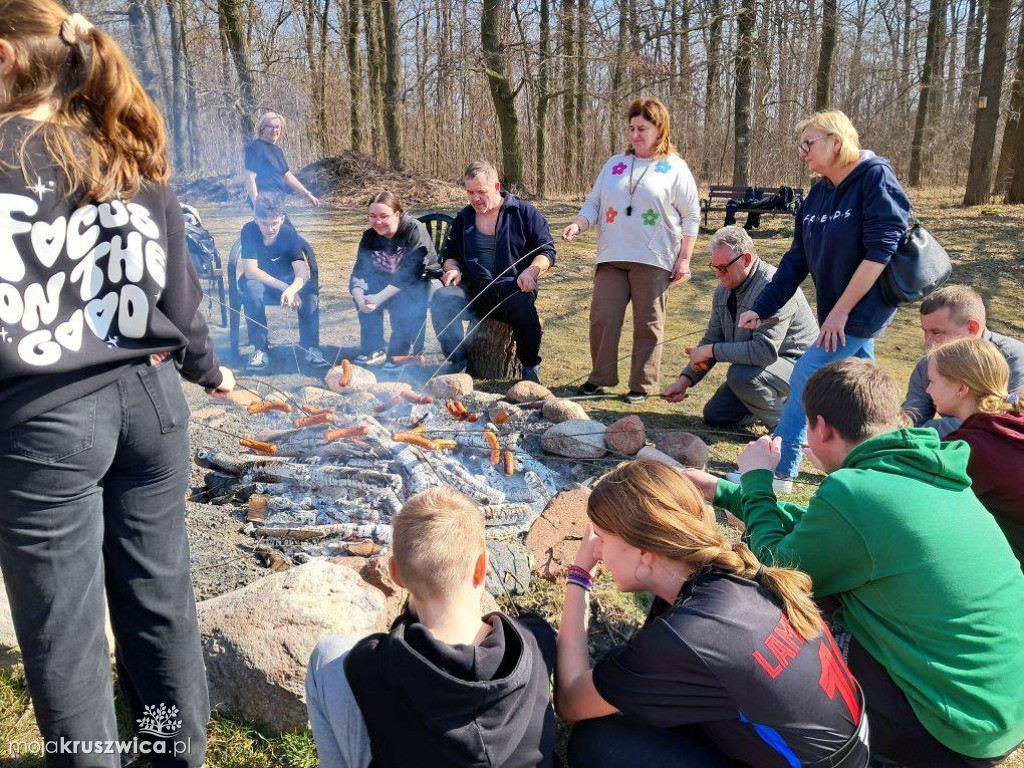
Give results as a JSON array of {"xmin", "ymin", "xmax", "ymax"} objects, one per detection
[
  {"xmin": 239, "ymin": 194, "xmax": 327, "ymax": 370},
  {"xmin": 305, "ymin": 487, "xmax": 556, "ymax": 768}
]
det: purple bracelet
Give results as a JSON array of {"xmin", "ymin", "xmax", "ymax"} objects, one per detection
[{"xmin": 567, "ymin": 565, "xmax": 594, "ymax": 591}]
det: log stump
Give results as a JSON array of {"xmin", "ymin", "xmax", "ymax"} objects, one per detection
[{"xmin": 468, "ymin": 318, "xmax": 519, "ymax": 380}]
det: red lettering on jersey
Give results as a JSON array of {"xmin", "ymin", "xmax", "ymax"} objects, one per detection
[
  {"xmin": 752, "ymin": 615, "xmax": 806, "ymax": 679},
  {"xmin": 774, "ymin": 617, "xmax": 807, "ymax": 652},
  {"xmin": 752, "ymin": 650, "xmax": 786, "ymax": 678},
  {"xmin": 817, "ymin": 629, "xmax": 861, "ymax": 722}
]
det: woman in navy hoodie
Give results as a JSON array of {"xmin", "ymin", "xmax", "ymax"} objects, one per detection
[{"xmin": 738, "ymin": 110, "xmax": 910, "ymax": 488}]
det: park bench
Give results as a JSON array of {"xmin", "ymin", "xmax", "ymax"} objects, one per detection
[{"xmin": 700, "ymin": 184, "xmax": 803, "ymax": 229}]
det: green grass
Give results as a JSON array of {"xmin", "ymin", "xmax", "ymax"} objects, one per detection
[{"xmin": 1, "ymin": 187, "xmax": 1020, "ymax": 766}]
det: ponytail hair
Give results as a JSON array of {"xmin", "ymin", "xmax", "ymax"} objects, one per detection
[
  {"xmin": 0, "ymin": 0, "xmax": 169, "ymax": 201},
  {"xmin": 929, "ymin": 336, "xmax": 1024, "ymax": 416},
  {"xmin": 588, "ymin": 459, "xmax": 824, "ymax": 640}
]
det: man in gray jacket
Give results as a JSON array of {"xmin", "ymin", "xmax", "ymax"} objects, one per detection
[
  {"xmin": 662, "ymin": 226, "xmax": 817, "ymax": 428},
  {"xmin": 903, "ymin": 284, "xmax": 1024, "ymax": 436}
]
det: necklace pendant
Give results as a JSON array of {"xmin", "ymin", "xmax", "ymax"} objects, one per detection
[{"xmin": 626, "ymin": 205, "xmax": 632, "ymax": 216}]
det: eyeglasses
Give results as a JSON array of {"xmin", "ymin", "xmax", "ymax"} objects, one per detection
[
  {"xmin": 707, "ymin": 253, "xmax": 745, "ymax": 273},
  {"xmin": 368, "ymin": 213, "xmax": 396, "ymax": 222},
  {"xmin": 798, "ymin": 136, "xmax": 829, "ymax": 154}
]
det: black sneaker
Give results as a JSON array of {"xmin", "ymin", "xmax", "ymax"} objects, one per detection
[
  {"xmin": 624, "ymin": 391, "xmax": 648, "ymax": 404},
  {"xmin": 355, "ymin": 349, "xmax": 386, "ymax": 366},
  {"xmin": 578, "ymin": 381, "xmax": 604, "ymax": 396}
]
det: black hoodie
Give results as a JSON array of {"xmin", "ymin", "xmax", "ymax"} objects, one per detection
[
  {"xmin": 0, "ymin": 117, "xmax": 221, "ymax": 429},
  {"xmin": 345, "ymin": 611, "xmax": 555, "ymax": 767}
]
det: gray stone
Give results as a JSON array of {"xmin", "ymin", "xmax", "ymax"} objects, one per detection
[
  {"xmin": 654, "ymin": 432, "xmax": 710, "ymax": 469},
  {"xmin": 541, "ymin": 419, "xmax": 607, "ymax": 459},
  {"xmin": 541, "ymin": 398, "xmax": 589, "ymax": 424},
  {"xmin": 423, "ymin": 373, "xmax": 474, "ymax": 400},
  {"xmin": 325, "ymin": 363, "xmax": 376, "ymax": 393},
  {"xmin": 636, "ymin": 446, "xmax": 685, "ymax": 468},
  {"xmin": 485, "ymin": 539, "xmax": 532, "ymax": 595},
  {"xmin": 197, "ymin": 560, "xmax": 385, "ymax": 734},
  {"xmin": 605, "ymin": 415, "xmax": 646, "ymax": 455},
  {"xmin": 505, "ymin": 381, "xmax": 554, "ymax": 407}
]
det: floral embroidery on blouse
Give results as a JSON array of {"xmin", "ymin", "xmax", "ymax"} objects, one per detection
[
  {"xmin": 642, "ymin": 209, "xmax": 659, "ymax": 226},
  {"xmin": 611, "ymin": 162, "xmax": 628, "ymax": 175},
  {"xmin": 605, "ymin": 207, "xmax": 619, "ymax": 223},
  {"xmin": 655, "ymin": 160, "xmax": 672, "ymax": 173}
]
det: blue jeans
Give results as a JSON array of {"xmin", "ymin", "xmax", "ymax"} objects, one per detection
[
  {"xmin": 775, "ymin": 336, "xmax": 876, "ymax": 478},
  {"xmin": 568, "ymin": 715, "xmax": 741, "ymax": 767},
  {"xmin": 0, "ymin": 362, "xmax": 209, "ymax": 767}
]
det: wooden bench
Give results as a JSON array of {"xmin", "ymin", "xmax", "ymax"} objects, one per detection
[{"xmin": 699, "ymin": 185, "xmax": 803, "ymax": 229}]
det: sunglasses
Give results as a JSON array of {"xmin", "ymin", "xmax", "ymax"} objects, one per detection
[{"xmin": 708, "ymin": 253, "xmax": 745, "ymax": 273}]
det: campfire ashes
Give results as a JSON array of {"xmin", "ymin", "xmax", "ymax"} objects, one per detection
[{"xmin": 194, "ymin": 367, "xmax": 569, "ymax": 594}]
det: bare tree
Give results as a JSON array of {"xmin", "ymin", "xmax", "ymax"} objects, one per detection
[
  {"xmin": 815, "ymin": 0, "xmax": 838, "ymax": 109},
  {"xmin": 381, "ymin": 0, "xmax": 404, "ymax": 168},
  {"xmin": 482, "ymin": 0, "xmax": 525, "ymax": 190},
  {"xmin": 995, "ymin": 15, "xmax": 1024, "ymax": 193},
  {"xmin": 964, "ymin": 0, "xmax": 1010, "ymax": 204},
  {"xmin": 345, "ymin": 0, "xmax": 365, "ymax": 155},
  {"xmin": 910, "ymin": 0, "xmax": 945, "ymax": 186},
  {"xmin": 218, "ymin": 0, "xmax": 257, "ymax": 138},
  {"xmin": 733, "ymin": 0, "xmax": 756, "ymax": 185},
  {"xmin": 536, "ymin": 0, "xmax": 552, "ymax": 196}
]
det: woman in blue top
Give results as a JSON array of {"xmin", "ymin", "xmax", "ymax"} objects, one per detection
[{"xmin": 738, "ymin": 110, "xmax": 910, "ymax": 488}]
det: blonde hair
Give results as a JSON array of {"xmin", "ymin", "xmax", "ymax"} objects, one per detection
[
  {"xmin": 391, "ymin": 486, "xmax": 486, "ymax": 600},
  {"xmin": 930, "ymin": 337, "xmax": 1024, "ymax": 416},
  {"xmin": 588, "ymin": 459, "xmax": 823, "ymax": 641},
  {"xmin": 626, "ymin": 98, "xmax": 678, "ymax": 158},
  {"xmin": 256, "ymin": 111, "xmax": 286, "ymax": 137},
  {"xmin": 0, "ymin": 0, "xmax": 169, "ymax": 202},
  {"xmin": 796, "ymin": 110, "xmax": 861, "ymax": 168}
]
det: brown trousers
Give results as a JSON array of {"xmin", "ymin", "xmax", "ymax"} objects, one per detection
[{"xmin": 588, "ymin": 261, "xmax": 671, "ymax": 393}]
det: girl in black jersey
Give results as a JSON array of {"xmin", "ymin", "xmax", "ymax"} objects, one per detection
[
  {"xmin": 556, "ymin": 459, "xmax": 869, "ymax": 768},
  {"xmin": 0, "ymin": 2, "xmax": 232, "ymax": 765}
]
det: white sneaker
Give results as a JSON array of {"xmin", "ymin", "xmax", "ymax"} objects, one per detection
[
  {"xmin": 305, "ymin": 346, "xmax": 329, "ymax": 368},
  {"xmin": 246, "ymin": 348, "xmax": 269, "ymax": 371},
  {"xmin": 726, "ymin": 471, "xmax": 794, "ymax": 495}
]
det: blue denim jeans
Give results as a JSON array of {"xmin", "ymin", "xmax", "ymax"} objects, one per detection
[
  {"xmin": 0, "ymin": 361, "xmax": 209, "ymax": 767},
  {"xmin": 775, "ymin": 336, "xmax": 876, "ymax": 478},
  {"xmin": 568, "ymin": 715, "xmax": 742, "ymax": 767}
]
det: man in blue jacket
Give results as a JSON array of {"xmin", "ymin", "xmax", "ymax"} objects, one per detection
[{"xmin": 430, "ymin": 161, "xmax": 556, "ymax": 382}]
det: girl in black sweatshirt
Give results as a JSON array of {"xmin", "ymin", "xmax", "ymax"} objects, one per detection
[{"xmin": 0, "ymin": 3, "xmax": 231, "ymax": 763}]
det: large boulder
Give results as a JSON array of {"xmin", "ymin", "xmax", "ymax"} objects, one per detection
[
  {"xmin": 423, "ymin": 373, "xmax": 474, "ymax": 401},
  {"xmin": 542, "ymin": 419, "xmax": 607, "ymax": 459},
  {"xmin": 505, "ymin": 381, "xmax": 554, "ymax": 407},
  {"xmin": 325, "ymin": 362, "xmax": 376, "ymax": 393},
  {"xmin": 197, "ymin": 560, "xmax": 385, "ymax": 734},
  {"xmin": 485, "ymin": 539, "xmax": 532, "ymax": 595},
  {"xmin": 526, "ymin": 488, "xmax": 591, "ymax": 581},
  {"xmin": 605, "ymin": 415, "xmax": 645, "ymax": 455},
  {"xmin": 541, "ymin": 398, "xmax": 589, "ymax": 424},
  {"xmin": 654, "ymin": 432, "xmax": 709, "ymax": 470}
]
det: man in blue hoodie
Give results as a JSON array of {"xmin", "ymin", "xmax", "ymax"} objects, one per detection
[
  {"xmin": 305, "ymin": 487, "xmax": 556, "ymax": 768},
  {"xmin": 430, "ymin": 161, "xmax": 556, "ymax": 383}
]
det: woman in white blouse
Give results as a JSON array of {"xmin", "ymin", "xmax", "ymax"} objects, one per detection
[{"xmin": 563, "ymin": 98, "xmax": 700, "ymax": 403}]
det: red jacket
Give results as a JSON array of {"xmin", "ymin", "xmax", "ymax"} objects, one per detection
[{"xmin": 946, "ymin": 412, "xmax": 1024, "ymax": 566}]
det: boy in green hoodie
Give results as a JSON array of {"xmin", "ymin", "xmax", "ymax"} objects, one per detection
[{"xmin": 684, "ymin": 358, "xmax": 1024, "ymax": 768}]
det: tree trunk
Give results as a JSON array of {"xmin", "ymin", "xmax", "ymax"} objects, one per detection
[
  {"xmin": 178, "ymin": 0, "xmax": 201, "ymax": 169},
  {"xmin": 732, "ymin": 0, "xmax": 756, "ymax": 186},
  {"xmin": 381, "ymin": 0, "xmax": 404, "ymax": 169},
  {"xmin": 218, "ymin": 0, "xmax": 257, "ymax": 138},
  {"xmin": 574, "ymin": 0, "xmax": 588, "ymax": 185},
  {"xmin": 964, "ymin": 0, "xmax": 984, "ymax": 111},
  {"xmin": 536, "ymin": 0, "xmax": 551, "ymax": 197},
  {"xmin": 814, "ymin": 0, "xmax": 837, "ymax": 110},
  {"xmin": 964, "ymin": 0, "xmax": 1010, "ymax": 204},
  {"xmin": 144, "ymin": 0, "xmax": 172, "ymax": 111},
  {"xmin": 346, "ymin": 0, "xmax": 365, "ymax": 155},
  {"xmin": 363, "ymin": 1, "xmax": 386, "ymax": 160},
  {"xmin": 468, "ymin": 319, "xmax": 521, "ymax": 380},
  {"xmin": 481, "ymin": 0, "xmax": 525, "ymax": 191},
  {"xmin": 608, "ymin": 0, "xmax": 627, "ymax": 153},
  {"xmin": 127, "ymin": 0, "xmax": 157, "ymax": 96},
  {"xmin": 316, "ymin": 0, "xmax": 332, "ymax": 158},
  {"xmin": 909, "ymin": 0, "xmax": 944, "ymax": 187},
  {"xmin": 995, "ymin": 15, "xmax": 1024, "ymax": 193},
  {"xmin": 701, "ymin": 0, "xmax": 723, "ymax": 180},
  {"xmin": 560, "ymin": 0, "xmax": 577, "ymax": 191},
  {"xmin": 164, "ymin": 0, "xmax": 186, "ymax": 171}
]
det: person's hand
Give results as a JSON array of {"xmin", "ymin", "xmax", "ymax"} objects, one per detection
[
  {"xmin": 573, "ymin": 523, "xmax": 601, "ymax": 574},
  {"xmin": 661, "ymin": 375, "xmax": 692, "ymax": 403},
  {"xmin": 670, "ymin": 257, "xmax": 692, "ymax": 285},
  {"xmin": 281, "ymin": 286, "xmax": 301, "ymax": 309},
  {"xmin": 738, "ymin": 310, "xmax": 762, "ymax": 330},
  {"xmin": 207, "ymin": 366, "xmax": 236, "ymax": 395},
  {"xmin": 441, "ymin": 267, "xmax": 462, "ymax": 287},
  {"xmin": 737, "ymin": 435, "xmax": 782, "ymax": 474},
  {"xmin": 680, "ymin": 468, "xmax": 719, "ymax": 501},
  {"xmin": 306, "ymin": 191, "xmax": 321, "ymax": 209},
  {"xmin": 360, "ymin": 299, "xmax": 376, "ymax": 313},
  {"xmin": 686, "ymin": 345, "xmax": 714, "ymax": 372},
  {"xmin": 816, "ymin": 308, "xmax": 849, "ymax": 352},
  {"xmin": 724, "ymin": 510, "xmax": 746, "ymax": 533},
  {"xmin": 562, "ymin": 222, "xmax": 581, "ymax": 242},
  {"xmin": 517, "ymin": 266, "xmax": 540, "ymax": 292}
]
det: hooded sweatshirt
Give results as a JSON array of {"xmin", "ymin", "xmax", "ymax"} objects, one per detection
[
  {"xmin": 0, "ymin": 117, "xmax": 222, "ymax": 430},
  {"xmin": 946, "ymin": 411, "xmax": 1024, "ymax": 566},
  {"xmin": 344, "ymin": 611, "xmax": 555, "ymax": 767},
  {"xmin": 714, "ymin": 428, "xmax": 1024, "ymax": 759},
  {"xmin": 752, "ymin": 151, "xmax": 911, "ymax": 339}
]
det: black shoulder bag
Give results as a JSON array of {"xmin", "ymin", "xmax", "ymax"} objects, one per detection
[{"xmin": 879, "ymin": 212, "xmax": 952, "ymax": 307}]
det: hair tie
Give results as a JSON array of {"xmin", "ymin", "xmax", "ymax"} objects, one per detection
[
  {"xmin": 60, "ymin": 13, "xmax": 95, "ymax": 46},
  {"xmin": 753, "ymin": 565, "xmax": 766, "ymax": 583}
]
